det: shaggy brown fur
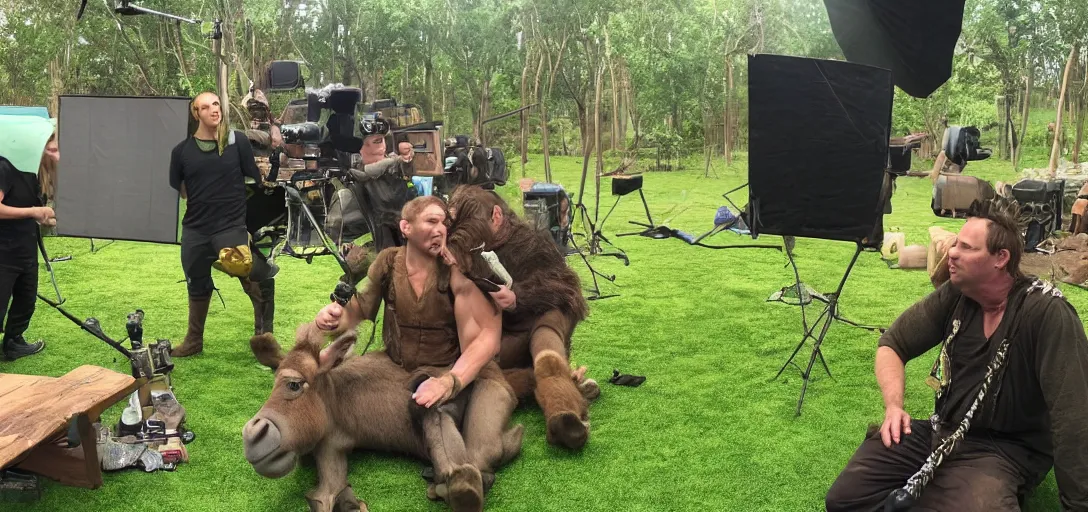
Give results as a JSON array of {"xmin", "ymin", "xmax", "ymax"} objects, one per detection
[
  {"xmin": 445, "ymin": 185, "xmax": 596, "ymax": 450},
  {"xmin": 243, "ymin": 323, "xmax": 523, "ymax": 512},
  {"xmin": 446, "ymin": 186, "xmax": 589, "ymax": 327}
]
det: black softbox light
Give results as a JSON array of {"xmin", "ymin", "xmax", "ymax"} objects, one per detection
[
  {"xmin": 823, "ymin": 0, "xmax": 966, "ymax": 99},
  {"xmin": 747, "ymin": 54, "xmax": 893, "ymax": 244}
]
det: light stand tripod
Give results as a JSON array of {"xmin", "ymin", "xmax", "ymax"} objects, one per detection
[
  {"xmin": 565, "ymin": 137, "xmax": 628, "ymax": 300},
  {"xmin": 774, "ymin": 241, "xmax": 866, "ymax": 417}
]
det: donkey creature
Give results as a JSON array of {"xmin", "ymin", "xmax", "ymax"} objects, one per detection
[{"xmin": 242, "ymin": 323, "xmax": 523, "ymax": 512}]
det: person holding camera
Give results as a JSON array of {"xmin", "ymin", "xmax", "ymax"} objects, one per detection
[
  {"xmin": 347, "ymin": 117, "xmax": 415, "ymax": 253},
  {"xmin": 168, "ymin": 92, "xmax": 278, "ymax": 359},
  {"xmin": 0, "ymin": 114, "xmax": 58, "ymax": 361}
]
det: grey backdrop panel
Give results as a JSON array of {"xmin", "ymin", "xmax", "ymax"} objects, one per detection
[{"xmin": 56, "ymin": 95, "xmax": 190, "ymax": 244}]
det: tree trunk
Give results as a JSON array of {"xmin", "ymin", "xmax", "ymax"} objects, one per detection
[
  {"xmin": 593, "ymin": 54, "xmax": 604, "ymax": 224},
  {"xmin": 1075, "ymin": 94, "xmax": 1085, "ymax": 165},
  {"xmin": 725, "ymin": 57, "xmax": 734, "ymax": 166},
  {"xmin": 1076, "ymin": 54, "xmax": 1088, "ymax": 165},
  {"xmin": 1050, "ymin": 43, "xmax": 1080, "ymax": 177},
  {"xmin": 520, "ymin": 49, "xmax": 531, "ymax": 175},
  {"xmin": 1015, "ymin": 58, "xmax": 1034, "ymax": 168},
  {"xmin": 424, "ymin": 53, "xmax": 434, "ymax": 120},
  {"xmin": 541, "ymin": 36, "xmax": 569, "ymax": 183}
]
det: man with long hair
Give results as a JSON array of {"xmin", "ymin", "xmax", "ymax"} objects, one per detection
[
  {"xmin": 0, "ymin": 114, "xmax": 58, "ymax": 360},
  {"xmin": 311, "ymin": 195, "xmax": 521, "ymax": 509},
  {"xmin": 826, "ymin": 197, "xmax": 1088, "ymax": 511},
  {"xmin": 169, "ymin": 91, "xmax": 277, "ymax": 358}
]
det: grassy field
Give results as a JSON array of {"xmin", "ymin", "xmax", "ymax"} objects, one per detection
[{"xmin": 6, "ymin": 150, "xmax": 1078, "ymax": 511}]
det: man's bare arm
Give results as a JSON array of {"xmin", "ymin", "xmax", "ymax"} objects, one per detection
[
  {"xmin": 321, "ymin": 251, "xmax": 390, "ymax": 335},
  {"xmin": 448, "ymin": 266, "xmax": 502, "ymax": 388},
  {"xmin": 876, "ymin": 346, "xmax": 906, "ymax": 410}
]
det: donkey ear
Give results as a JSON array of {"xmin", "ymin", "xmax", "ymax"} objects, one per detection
[{"xmin": 318, "ymin": 331, "xmax": 357, "ymax": 374}]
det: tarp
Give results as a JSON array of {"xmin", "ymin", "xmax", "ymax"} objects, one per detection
[
  {"xmin": 0, "ymin": 114, "xmax": 55, "ymax": 175},
  {"xmin": 0, "ymin": 106, "xmax": 50, "ymax": 118},
  {"xmin": 823, "ymin": 0, "xmax": 967, "ymax": 98}
]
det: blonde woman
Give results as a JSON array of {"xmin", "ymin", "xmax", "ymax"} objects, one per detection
[{"xmin": 0, "ymin": 115, "xmax": 58, "ymax": 361}]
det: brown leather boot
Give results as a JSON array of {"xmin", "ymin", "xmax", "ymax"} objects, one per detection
[
  {"xmin": 171, "ymin": 295, "xmax": 211, "ymax": 357},
  {"xmin": 241, "ymin": 278, "xmax": 276, "ymax": 335}
]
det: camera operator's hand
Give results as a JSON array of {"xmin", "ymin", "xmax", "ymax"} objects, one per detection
[
  {"xmin": 490, "ymin": 285, "xmax": 516, "ymax": 311},
  {"xmin": 880, "ymin": 406, "xmax": 912, "ymax": 448},
  {"xmin": 315, "ymin": 303, "xmax": 344, "ymax": 331},
  {"xmin": 31, "ymin": 206, "xmax": 56, "ymax": 225},
  {"xmin": 399, "ymin": 147, "xmax": 414, "ymax": 163}
]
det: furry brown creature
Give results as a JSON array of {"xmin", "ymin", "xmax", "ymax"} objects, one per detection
[
  {"xmin": 445, "ymin": 185, "xmax": 600, "ymax": 450},
  {"xmin": 243, "ymin": 323, "xmax": 523, "ymax": 512}
]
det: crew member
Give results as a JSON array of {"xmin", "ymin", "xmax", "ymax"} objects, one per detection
[
  {"xmin": 314, "ymin": 195, "xmax": 520, "ymax": 509},
  {"xmin": 0, "ymin": 114, "xmax": 58, "ymax": 361},
  {"xmin": 348, "ymin": 116, "xmax": 415, "ymax": 253},
  {"xmin": 169, "ymin": 92, "xmax": 278, "ymax": 358},
  {"xmin": 826, "ymin": 198, "xmax": 1088, "ymax": 511}
]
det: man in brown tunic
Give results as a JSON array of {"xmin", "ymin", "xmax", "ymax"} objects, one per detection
[
  {"xmin": 826, "ymin": 198, "xmax": 1088, "ymax": 511},
  {"xmin": 314, "ymin": 195, "xmax": 519, "ymax": 511}
]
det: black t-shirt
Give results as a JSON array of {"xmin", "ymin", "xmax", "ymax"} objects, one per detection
[
  {"xmin": 879, "ymin": 278, "xmax": 1088, "ymax": 508},
  {"xmin": 169, "ymin": 132, "xmax": 262, "ymax": 234},
  {"xmin": 0, "ymin": 157, "xmax": 43, "ymax": 264}
]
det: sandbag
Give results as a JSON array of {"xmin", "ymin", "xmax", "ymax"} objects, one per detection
[
  {"xmin": 927, "ymin": 226, "xmax": 957, "ymax": 284},
  {"xmin": 933, "ymin": 174, "xmax": 995, "ymax": 216},
  {"xmin": 898, "ymin": 244, "xmax": 927, "ymax": 269},
  {"xmin": 881, "ymin": 232, "xmax": 906, "ymax": 260}
]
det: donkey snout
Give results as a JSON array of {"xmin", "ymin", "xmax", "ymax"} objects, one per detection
[{"xmin": 243, "ymin": 415, "xmax": 282, "ymax": 463}]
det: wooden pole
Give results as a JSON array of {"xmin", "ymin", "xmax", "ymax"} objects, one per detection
[
  {"xmin": 214, "ymin": 20, "xmax": 230, "ymax": 129},
  {"xmin": 1049, "ymin": 43, "xmax": 1079, "ymax": 176}
]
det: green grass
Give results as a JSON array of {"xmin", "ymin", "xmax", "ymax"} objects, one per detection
[{"xmin": 8, "ymin": 152, "xmax": 1078, "ymax": 511}]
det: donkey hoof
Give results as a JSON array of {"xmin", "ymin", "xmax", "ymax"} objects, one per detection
[
  {"xmin": 334, "ymin": 485, "xmax": 365, "ymax": 512},
  {"xmin": 546, "ymin": 411, "xmax": 589, "ymax": 450},
  {"xmin": 447, "ymin": 464, "xmax": 483, "ymax": 512},
  {"xmin": 579, "ymin": 378, "xmax": 601, "ymax": 402}
]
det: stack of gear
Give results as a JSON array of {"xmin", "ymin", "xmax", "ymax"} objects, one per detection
[
  {"xmin": 1008, "ymin": 179, "xmax": 1065, "ymax": 251},
  {"xmin": 522, "ymin": 182, "xmax": 572, "ymax": 249},
  {"xmin": 441, "ymin": 135, "xmax": 508, "ymax": 194},
  {"xmin": 97, "ymin": 310, "xmax": 194, "ymax": 472}
]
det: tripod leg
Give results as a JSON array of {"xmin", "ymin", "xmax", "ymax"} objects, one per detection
[
  {"xmin": 773, "ymin": 305, "xmax": 831, "ymax": 380},
  {"xmin": 639, "ymin": 189, "xmax": 654, "ymax": 228},
  {"xmin": 796, "ymin": 311, "xmax": 836, "ymax": 416}
]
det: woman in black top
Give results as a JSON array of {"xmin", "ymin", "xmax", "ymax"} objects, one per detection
[{"xmin": 0, "ymin": 116, "xmax": 58, "ymax": 361}]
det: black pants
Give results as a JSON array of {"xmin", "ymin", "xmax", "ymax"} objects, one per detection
[
  {"xmin": 181, "ymin": 225, "xmax": 273, "ymax": 298},
  {"xmin": 0, "ymin": 260, "xmax": 38, "ymax": 341},
  {"xmin": 826, "ymin": 420, "xmax": 1036, "ymax": 512}
]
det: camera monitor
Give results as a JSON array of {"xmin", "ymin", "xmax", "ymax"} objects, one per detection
[
  {"xmin": 56, "ymin": 95, "xmax": 191, "ymax": 244},
  {"xmin": 747, "ymin": 54, "xmax": 893, "ymax": 244}
]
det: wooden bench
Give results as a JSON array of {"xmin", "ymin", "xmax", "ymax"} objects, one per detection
[{"xmin": 0, "ymin": 365, "xmax": 141, "ymax": 489}]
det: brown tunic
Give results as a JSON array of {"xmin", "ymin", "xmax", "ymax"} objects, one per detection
[{"xmin": 356, "ymin": 246, "xmax": 460, "ymax": 372}]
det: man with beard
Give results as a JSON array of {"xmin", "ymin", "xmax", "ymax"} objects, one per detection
[
  {"xmin": 311, "ymin": 195, "xmax": 521, "ymax": 510},
  {"xmin": 169, "ymin": 91, "xmax": 279, "ymax": 358},
  {"xmin": 825, "ymin": 198, "xmax": 1088, "ymax": 511},
  {"xmin": 445, "ymin": 185, "xmax": 599, "ymax": 451}
]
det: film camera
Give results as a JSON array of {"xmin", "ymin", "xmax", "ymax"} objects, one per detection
[{"xmin": 439, "ymin": 135, "xmax": 508, "ymax": 196}]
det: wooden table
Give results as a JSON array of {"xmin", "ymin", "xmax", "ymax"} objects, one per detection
[{"xmin": 0, "ymin": 365, "xmax": 140, "ymax": 489}]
